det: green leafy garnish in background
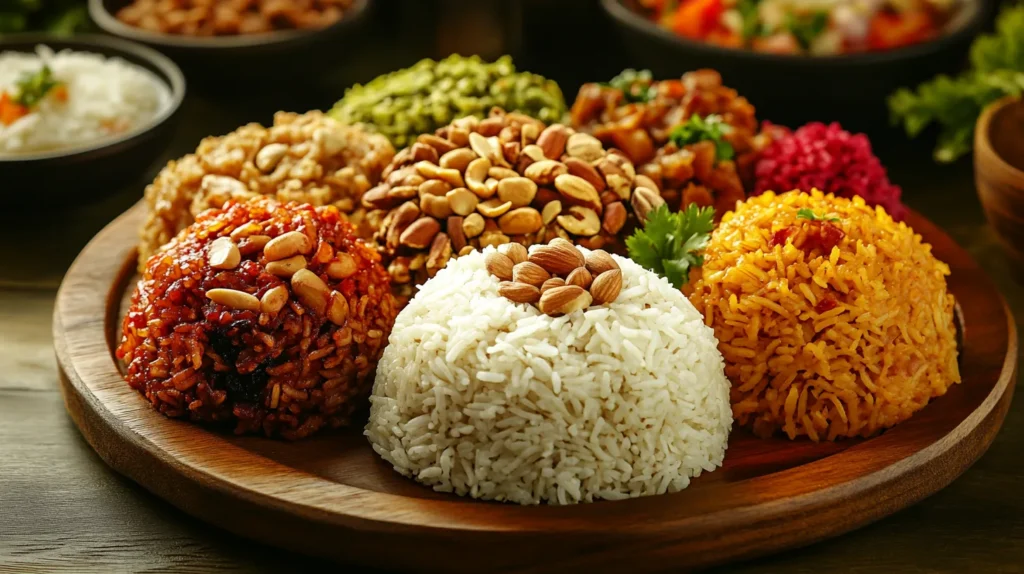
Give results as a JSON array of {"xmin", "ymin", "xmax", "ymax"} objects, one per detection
[
  {"xmin": 737, "ymin": 0, "xmax": 764, "ymax": 40},
  {"xmin": 606, "ymin": 68, "xmax": 656, "ymax": 103},
  {"xmin": 626, "ymin": 203, "xmax": 716, "ymax": 289},
  {"xmin": 13, "ymin": 65, "xmax": 61, "ymax": 108},
  {"xmin": 786, "ymin": 11, "xmax": 829, "ymax": 50},
  {"xmin": 0, "ymin": 0, "xmax": 91, "ymax": 35},
  {"xmin": 669, "ymin": 114, "xmax": 735, "ymax": 161},
  {"xmin": 797, "ymin": 208, "xmax": 839, "ymax": 222},
  {"xmin": 889, "ymin": 5, "xmax": 1024, "ymax": 163}
]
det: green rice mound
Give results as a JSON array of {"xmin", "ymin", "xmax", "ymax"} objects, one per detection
[{"xmin": 329, "ymin": 54, "xmax": 566, "ymax": 147}]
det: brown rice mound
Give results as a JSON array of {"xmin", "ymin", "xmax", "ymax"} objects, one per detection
[
  {"xmin": 686, "ymin": 189, "xmax": 961, "ymax": 441},
  {"xmin": 138, "ymin": 110, "xmax": 394, "ymax": 268},
  {"xmin": 118, "ymin": 198, "xmax": 398, "ymax": 439}
]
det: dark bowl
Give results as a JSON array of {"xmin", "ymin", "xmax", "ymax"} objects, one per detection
[
  {"xmin": 89, "ymin": 0, "xmax": 372, "ymax": 93},
  {"xmin": 0, "ymin": 34, "xmax": 185, "ymax": 209},
  {"xmin": 599, "ymin": 0, "xmax": 993, "ymax": 131}
]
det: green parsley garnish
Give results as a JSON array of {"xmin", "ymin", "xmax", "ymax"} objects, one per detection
[
  {"xmin": 797, "ymin": 208, "xmax": 839, "ymax": 222},
  {"xmin": 889, "ymin": 4, "xmax": 1024, "ymax": 162},
  {"xmin": 606, "ymin": 68, "xmax": 656, "ymax": 103},
  {"xmin": 13, "ymin": 65, "xmax": 62, "ymax": 108},
  {"xmin": 786, "ymin": 11, "xmax": 830, "ymax": 51},
  {"xmin": 626, "ymin": 203, "xmax": 715, "ymax": 289},
  {"xmin": 737, "ymin": 0, "xmax": 765, "ymax": 40},
  {"xmin": 669, "ymin": 114, "xmax": 735, "ymax": 161}
]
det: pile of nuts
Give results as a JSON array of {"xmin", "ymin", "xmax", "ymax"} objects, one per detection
[
  {"xmin": 116, "ymin": 0, "xmax": 352, "ymax": 36},
  {"xmin": 485, "ymin": 239, "xmax": 623, "ymax": 317},
  {"xmin": 363, "ymin": 108, "xmax": 664, "ymax": 293},
  {"xmin": 139, "ymin": 111, "xmax": 394, "ymax": 268},
  {"xmin": 202, "ymin": 228, "xmax": 358, "ymax": 327}
]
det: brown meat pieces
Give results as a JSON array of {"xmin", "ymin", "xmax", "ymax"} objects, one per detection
[
  {"xmin": 139, "ymin": 111, "xmax": 394, "ymax": 269},
  {"xmin": 570, "ymin": 69, "xmax": 780, "ymax": 218},
  {"xmin": 116, "ymin": 0, "xmax": 352, "ymax": 36}
]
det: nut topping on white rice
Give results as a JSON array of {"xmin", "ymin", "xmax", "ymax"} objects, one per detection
[
  {"xmin": 366, "ymin": 246, "xmax": 732, "ymax": 505},
  {"xmin": 0, "ymin": 45, "xmax": 171, "ymax": 156}
]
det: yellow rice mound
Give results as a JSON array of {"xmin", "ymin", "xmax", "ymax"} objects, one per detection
[{"xmin": 687, "ymin": 190, "xmax": 961, "ymax": 441}]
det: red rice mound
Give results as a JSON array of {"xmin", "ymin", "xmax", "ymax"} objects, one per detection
[
  {"xmin": 753, "ymin": 122, "xmax": 907, "ymax": 221},
  {"xmin": 117, "ymin": 198, "xmax": 397, "ymax": 439}
]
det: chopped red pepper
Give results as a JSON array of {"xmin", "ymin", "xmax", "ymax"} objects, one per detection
[
  {"xmin": 0, "ymin": 92, "xmax": 29, "ymax": 126},
  {"xmin": 814, "ymin": 295, "xmax": 838, "ymax": 314},
  {"xmin": 672, "ymin": 0, "xmax": 724, "ymax": 39},
  {"xmin": 867, "ymin": 10, "xmax": 935, "ymax": 51},
  {"xmin": 770, "ymin": 227, "xmax": 794, "ymax": 248}
]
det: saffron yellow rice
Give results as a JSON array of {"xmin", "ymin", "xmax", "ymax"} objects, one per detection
[{"xmin": 687, "ymin": 190, "xmax": 961, "ymax": 441}]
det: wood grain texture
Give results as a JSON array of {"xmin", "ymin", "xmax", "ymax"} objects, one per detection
[
  {"xmin": 51, "ymin": 202, "xmax": 1017, "ymax": 573},
  {"xmin": 975, "ymin": 96, "xmax": 1024, "ymax": 275}
]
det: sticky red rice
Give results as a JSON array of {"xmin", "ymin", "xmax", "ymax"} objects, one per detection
[{"xmin": 118, "ymin": 198, "xmax": 397, "ymax": 439}]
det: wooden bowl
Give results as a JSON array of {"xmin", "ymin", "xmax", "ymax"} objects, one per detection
[
  {"xmin": 53, "ymin": 202, "xmax": 1017, "ymax": 572},
  {"xmin": 975, "ymin": 96, "xmax": 1024, "ymax": 271}
]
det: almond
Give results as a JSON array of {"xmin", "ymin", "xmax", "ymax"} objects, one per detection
[
  {"xmin": 590, "ymin": 269, "xmax": 622, "ymax": 305},
  {"xmin": 498, "ymin": 281, "xmax": 541, "ymax": 304},
  {"xmin": 540, "ymin": 277, "xmax": 566, "ymax": 293},
  {"xmin": 399, "ymin": 217, "xmax": 441, "ymax": 249},
  {"xmin": 566, "ymin": 267, "xmax": 593, "ymax": 289},
  {"xmin": 448, "ymin": 216, "xmax": 467, "ymax": 252},
  {"xmin": 498, "ymin": 242, "xmax": 528, "ymax": 265},
  {"xmin": 528, "ymin": 240, "xmax": 585, "ymax": 275},
  {"xmin": 512, "ymin": 261, "xmax": 550, "ymax": 286},
  {"xmin": 538, "ymin": 285, "xmax": 592, "ymax": 316},
  {"xmin": 564, "ymin": 157, "xmax": 607, "ymax": 193},
  {"xmin": 585, "ymin": 249, "xmax": 619, "ymax": 276},
  {"xmin": 537, "ymin": 124, "xmax": 570, "ymax": 160},
  {"xmin": 485, "ymin": 252, "xmax": 514, "ymax": 281},
  {"xmin": 602, "ymin": 201, "xmax": 627, "ymax": 235}
]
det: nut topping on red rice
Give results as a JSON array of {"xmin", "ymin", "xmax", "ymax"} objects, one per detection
[{"xmin": 117, "ymin": 198, "xmax": 398, "ymax": 439}]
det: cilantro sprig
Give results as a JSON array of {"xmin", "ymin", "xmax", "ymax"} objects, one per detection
[
  {"xmin": 797, "ymin": 208, "xmax": 839, "ymax": 222},
  {"xmin": 626, "ymin": 203, "xmax": 715, "ymax": 289},
  {"xmin": 669, "ymin": 114, "xmax": 735, "ymax": 161},
  {"xmin": 605, "ymin": 68, "xmax": 656, "ymax": 103},
  {"xmin": 13, "ymin": 65, "xmax": 62, "ymax": 108},
  {"xmin": 786, "ymin": 11, "xmax": 829, "ymax": 51}
]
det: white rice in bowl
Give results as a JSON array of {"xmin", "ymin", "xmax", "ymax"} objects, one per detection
[
  {"xmin": 0, "ymin": 45, "xmax": 171, "ymax": 155},
  {"xmin": 365, "ymin": 247, "xmax": 733, "ymax": 505}
]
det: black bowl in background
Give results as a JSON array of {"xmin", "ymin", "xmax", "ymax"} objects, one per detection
[
  {"xmin": 0, "ymin": 34, "xmax": 185, "ymax": 209},
  {"xmin": 89, "ymin": 0, "xmax": 372, "ymax": 94},
  {"xmin": 600, "ymin": 0, "xmax": 993, "ymax": 133}
]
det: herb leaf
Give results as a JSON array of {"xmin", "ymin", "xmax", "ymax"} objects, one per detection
[
  {"xmin": 737, "ymin": 0, "xmax": 763, "ymax": 40},
  {"xmin": 797, "ymin": 208, "xmax": 839, "ymax": 222},
  {"xmin": 669, "ymin": 114, "xmax": 735, "ymax": 161},
  {"xmin": 889, "ymin": 5, "xmax": 1024, "ymax": 163},
  {"xmin": 626, "ymin": 203, "xmax": 715, "ymax": 289},
  {"xmin": 605, "ymin": 68, "xmax": 656, "ymax": 103},
  {"xmin": 786, "ymin": 11, "xmax": 829, "ymax": 51},
  {"xmin": 13, "ymin": 65, "xmax": 62, "ymax": 108}
]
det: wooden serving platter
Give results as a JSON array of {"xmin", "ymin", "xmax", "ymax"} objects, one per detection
[{"xmin": 54, "ymin": 202, "xmax": 1017, "ymax": 573}]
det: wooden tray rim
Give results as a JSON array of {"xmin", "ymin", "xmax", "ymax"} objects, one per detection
[{"xmin": 53, "ymin": 202, "xmax": 1018, "ymax": 547}]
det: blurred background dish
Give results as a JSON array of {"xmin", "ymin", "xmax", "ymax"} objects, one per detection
[
  {"xmin": 88, "ymin": 0, "xmax": 371, "ymax": 92},
  {"xmin": 0, "ymin": 33, "xmax": 183, "ymax": 208},
  {"xmin": 600, "ymin": 0, "xmax": 992, "ymax": 130}
]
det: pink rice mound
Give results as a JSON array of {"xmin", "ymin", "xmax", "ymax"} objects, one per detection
[{"xmin": 753, "ymin": 122, "xmax": 907, "ymax": 221}]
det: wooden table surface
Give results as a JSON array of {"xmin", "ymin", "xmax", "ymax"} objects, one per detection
[{"xmin": 2, "ymin": 88, "xmax": 1024, "ymax": 572}]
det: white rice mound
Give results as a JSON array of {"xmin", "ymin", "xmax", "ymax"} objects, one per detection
[
  {"xmin": 0, "ymin": 45, "xmax": 171, "ymax": 155},
  {"xmin": 366, "ymin": 247, "xmax": 733, "ymax": 505}
]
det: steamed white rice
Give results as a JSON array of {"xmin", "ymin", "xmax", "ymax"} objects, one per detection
[
  {"xmin": 0, "ymin": 45, "xmax": 171, "ymax": 155},
  {"xmin": 365, "ymin": 247, "xmax": 732, "ymax": 505}
]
